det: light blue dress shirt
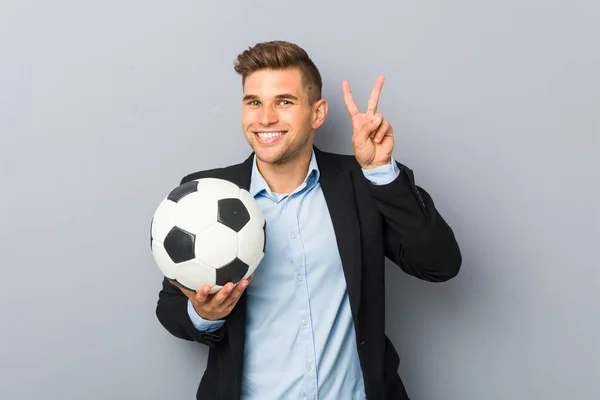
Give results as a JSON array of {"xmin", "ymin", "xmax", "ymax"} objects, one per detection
[{"xmin": 187, "ymin": 151, "xmax": 399, "ymax": 399}]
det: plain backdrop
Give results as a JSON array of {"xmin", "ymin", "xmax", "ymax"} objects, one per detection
[{"xmin": 1, "ymin": 0, "xmax": 598, "ymax": 399}]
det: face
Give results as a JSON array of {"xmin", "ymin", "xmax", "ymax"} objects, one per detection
[{"xmin": 241, "ymin": 68, "xmax": 327, "ymax": 166}]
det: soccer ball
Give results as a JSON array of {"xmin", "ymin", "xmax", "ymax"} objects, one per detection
[{"xmin": 150, "ymin": 177, "xmax": 266, "ymax": 294}]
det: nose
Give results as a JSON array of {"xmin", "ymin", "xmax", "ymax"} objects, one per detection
[{"xmin": 259, "ymin": 105, "xmax": 278, "ymax": 125}]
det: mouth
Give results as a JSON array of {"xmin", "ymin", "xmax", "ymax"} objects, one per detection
[{"xmin": 253, "ymin": 130, "xmax": 287, "ymax": 144}]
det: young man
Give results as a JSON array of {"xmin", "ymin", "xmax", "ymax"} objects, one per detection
[{"xmin": 156, "ymin": 40, "xmax": 461, "ymax": 400}]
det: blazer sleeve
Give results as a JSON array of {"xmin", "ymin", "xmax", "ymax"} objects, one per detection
[
  {"xmin": 155, "ymin": 276, "xmax": 227, "ymax": 347},
  {"xmin": 367, "ymin": 163, "xmax": 462, "ymax": 282}
]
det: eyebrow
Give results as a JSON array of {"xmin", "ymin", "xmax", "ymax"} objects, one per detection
[{"xmin": 243, "ymin": 93, "xmax": 300, "ymax": 102}]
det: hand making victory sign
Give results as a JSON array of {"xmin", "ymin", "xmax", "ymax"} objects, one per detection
[{"xmin": 342, "ymin": 76, "xmax": 395, "ymax": 169}]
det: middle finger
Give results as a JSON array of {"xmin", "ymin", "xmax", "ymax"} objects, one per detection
[
  {"xmin": 366, "ymin": 76, "xmax": 385, "ymax": 114},
  {"xmin": 224, "ymin": 279, "xmax": 250, "ymax": 307},
  {"xmin": 211, "ymin": 282, "xmax": 236, "ymax": 306}
]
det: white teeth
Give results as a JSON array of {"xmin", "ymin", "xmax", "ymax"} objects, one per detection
[{"xmin": 257, "ymin": 131, "xmax": 283, "ymax": 139}]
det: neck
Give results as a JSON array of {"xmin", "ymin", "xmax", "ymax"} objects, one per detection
[{"xmin": 256, "ymin": 147, "xmax": 313, "ymax": 194}]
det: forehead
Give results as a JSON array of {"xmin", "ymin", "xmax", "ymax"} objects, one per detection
[{"xmin": 243, "ymin": 68, "xmax": 305, "ymax": 97}]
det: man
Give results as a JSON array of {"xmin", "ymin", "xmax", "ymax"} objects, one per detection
[{"xmin": 156, "ymin": 40, "xmax": 461, "ymax": 400}]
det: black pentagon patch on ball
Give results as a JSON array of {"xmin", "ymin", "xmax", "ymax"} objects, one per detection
[
  {"xmin": 216, "ymin": 258, "xmax": 249, "ymax": 286},
  {"xmin": 163, "ymin": 226, "xmax": 195, "ymax": 263},
  {"xmin": 217, "ymin": 198, "xmax": 250, "ymax": 232},
  {"xmin": 167, "ymin": 181, "xmax": 198, "ymax": 203}
]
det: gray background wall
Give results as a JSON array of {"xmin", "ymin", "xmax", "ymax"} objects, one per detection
[{"xmin": 1, "ymin": 0, "xmax": 598, "ymax": 399}]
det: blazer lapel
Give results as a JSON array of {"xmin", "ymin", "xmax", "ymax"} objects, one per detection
[{"xmin": 314, "ymin": 147, "xmax": 363, "ymax": 318}]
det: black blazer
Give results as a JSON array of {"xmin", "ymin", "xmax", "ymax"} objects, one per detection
[{"xmin": 156, "ymin": 147, "xmax": 462, "ymax": 399}]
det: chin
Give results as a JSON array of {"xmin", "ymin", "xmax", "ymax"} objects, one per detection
[{"xmin": 253, "ymin": 148, "xmax": 286, "ymax": 164}]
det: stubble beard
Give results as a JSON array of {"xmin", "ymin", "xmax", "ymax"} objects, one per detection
[{"xmin": 254, "ymin": 131, "xmax": 312, "ymax": 167}]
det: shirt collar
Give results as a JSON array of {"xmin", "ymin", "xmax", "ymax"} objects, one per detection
[{"xmin": 249, "ymin": 150, "xmax": 320, "ymax": 200}]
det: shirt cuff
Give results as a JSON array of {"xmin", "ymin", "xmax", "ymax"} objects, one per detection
[
  {"xmin": 187, "ymin": 299, "xmax": 226, "ymax": 332},
  {"xmin": 361, "ymin": 156, "xmax": 400, "ymax": 185}
]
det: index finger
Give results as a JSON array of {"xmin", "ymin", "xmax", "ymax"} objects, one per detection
[
  {"xmin": 210, "ymin": 282, "xmax": 236, "ymax": 306},
  {"xmin": 342, "ymin": 80, "xmax": 360, "ymax": 116},
  {"xmin": 366, "ymin": 75, "xmax": 385, "ymax": 115}
]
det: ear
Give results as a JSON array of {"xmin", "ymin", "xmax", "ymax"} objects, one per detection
[{"xmin": 311, "ymin": 99, "xmax": 328, "ymax": 130}]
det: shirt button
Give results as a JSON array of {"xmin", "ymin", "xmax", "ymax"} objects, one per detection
[
  {"xmin": 302, "ymin": 319, "xmax": 308, "ymax": 325},
  {"xmin": 291, "ymin": 232, "xmax": 297, "ymax": 239},
  {"xmin": 307, "ymin": 363, "xmax": 313, "ymax": 371},
  {"xmin": 297, "ymin": 275, "xmax": 303, "ymax": 282}
]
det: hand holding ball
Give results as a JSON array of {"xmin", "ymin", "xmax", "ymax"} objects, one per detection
[{"xmin": 150, "ymin": 178, "xmax": 266, "ymax": 295}]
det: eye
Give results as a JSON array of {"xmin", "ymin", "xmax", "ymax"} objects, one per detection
[
  {"xmin": 247, "ymin": 100, "xmax": 260, "ymax": 106},
  {"xmin": 278, "ymin": 100, "xmax": 292, "ymax": 106}
]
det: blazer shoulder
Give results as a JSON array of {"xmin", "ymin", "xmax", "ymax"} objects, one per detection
[
  {"xmin": 316, "ymin": 149, "xmax": 362, "ymax": 172},
  {"xmin": 180, "ymin": 166, "xmax": 231, "ymax": 184},
  {"xmin": 178, "ymin": 154, "xmax": 254, "ymax": 189}
]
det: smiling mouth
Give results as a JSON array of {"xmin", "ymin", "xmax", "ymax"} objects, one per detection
[{"xmin": 254, "ymin": 131, "xmax": 286, "ymax": 144}]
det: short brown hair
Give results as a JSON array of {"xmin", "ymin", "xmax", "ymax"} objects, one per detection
[{"xmin": 233, "ymin": 41, "xmax": 322, "ymax": 104}]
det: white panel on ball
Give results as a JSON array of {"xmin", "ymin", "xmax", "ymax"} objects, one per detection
[
  {"xmin": 174, "ymin": 191, "xmax": 218, "ymax": 235},
  {"xmin": 151, "ymin": 199, "xmax": 177, "ymax": 242},
  {"xmin": 210, "ymin": 284, "xmax": 223, "ymax": 294},
  {"xmin": 237, "ymin": 219, "xmax": 265, "ymax": 266},
  {"xmin": 238, "ymin": 189, "xmax": 265, "ymax": 227},
  {"xmin": 151, "ymin": 240, "xmax": 177, "ymax": 279},
  {"xmin": 170, "ymin": 259, "xmax": 216, "ymax": 291},
  {"xmin": 194, "ymin": 222, "xmax": 239, "ymax": 268},
  {"xmin": 195, "ymin": 177, "xmax": 241, "ymax": 199}
]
